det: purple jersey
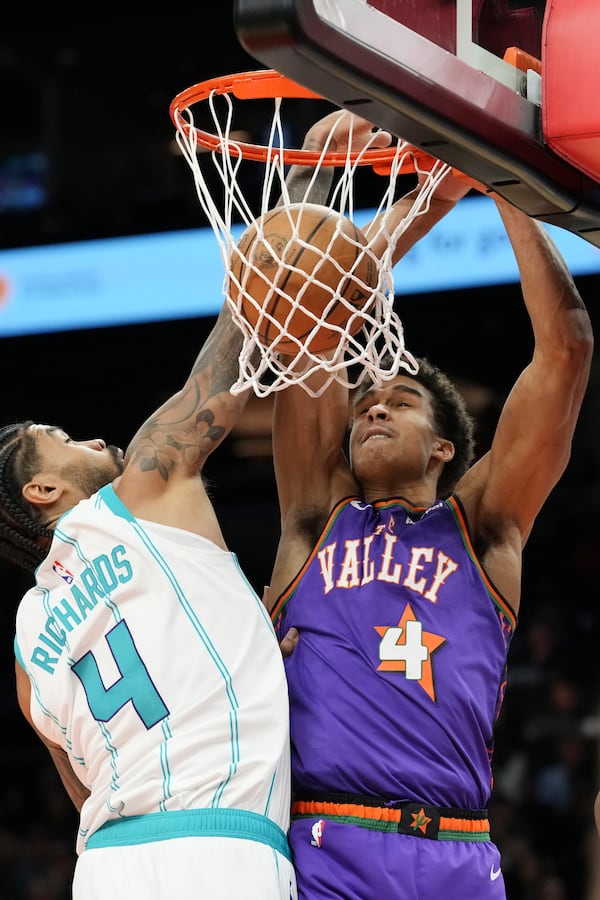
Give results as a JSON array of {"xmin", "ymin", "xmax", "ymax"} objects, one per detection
[{"xmin": 273, "ymin": 495, "xmax": 516, "ymax": 809}]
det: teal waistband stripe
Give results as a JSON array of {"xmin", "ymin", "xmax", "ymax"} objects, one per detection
[{"xmin": 85, "ymin": 808, "xmax": 291, "ymax": 860}]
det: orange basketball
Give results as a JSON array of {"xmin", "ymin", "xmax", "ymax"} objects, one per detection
[{"xmin": 228, "ymin": 203, "xmax": 377, "ymax": 354}]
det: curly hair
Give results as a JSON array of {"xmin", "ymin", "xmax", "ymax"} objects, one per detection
[
  {"xmin": 0, "ymin": 422, "xmax": 53, "ymax": 573},
  {"xmin": 352, "ymin": 356, "xmax": 476, "ymax": 498}
]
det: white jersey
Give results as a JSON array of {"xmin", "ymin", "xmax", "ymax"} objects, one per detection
[{"xmin": 15, "ymin": 485, "xmax": 291, "ymax": 858}]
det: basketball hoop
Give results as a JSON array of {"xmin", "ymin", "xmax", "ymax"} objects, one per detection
[{"xmin": 170, "ymin": 69, "xmax": 451, "ymax": 398}]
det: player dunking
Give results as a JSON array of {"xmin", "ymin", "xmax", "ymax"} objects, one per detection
[
  {"xmin": 267, "ymin": 113, "xmax": 593, "ymax": 899},
  {"xmin": 3, "ymin": 107, "xmax": 411, "ymax": 900}
]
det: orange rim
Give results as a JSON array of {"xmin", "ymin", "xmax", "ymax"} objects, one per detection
[{"xmin": 170, "ymin": 69, "xmax": 433, "ymax": 171}]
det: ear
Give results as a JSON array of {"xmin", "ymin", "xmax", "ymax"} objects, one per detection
[
  {"xmin": 432, "ymin": 438, "xmax": 455, "ymax": 463},
  {"xmin": 22, "ymin": 473, "xmax": 65, "ymax": 510}
]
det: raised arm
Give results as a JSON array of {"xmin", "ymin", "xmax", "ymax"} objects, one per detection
[
  {"xmin": 124, "ymin": 304, "xmax": 248, "ymax": 475},
  {"xmin": 285, "ymin": 110, "xmax": 472, "ymax": 256},
  {"xmin": 115, "ymin": 302, "xmax": 253, "ymax": 536},
  {"xmin": 365, "ymin": 165, "xmax": 472, "ymax": 265},
  {"xmin": 119, "ymin": 113, "xmax": 387, "ymax": 506},
  {"xmin": 461, "ymin": 198, "xmax": 593, "ymax": 547},
  {"xmin": 270, "ymin": 370, "xmax": 356, "ymax": 604},
  {"xmin": 270, "ymin": 114, "xmax": 476, "ymax": 601},
  {"xmin": 282, "ymin": 110, "xmax": 393, "ymax": 206}
]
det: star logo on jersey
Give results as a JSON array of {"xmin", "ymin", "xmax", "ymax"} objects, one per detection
[
  {"xmin": 410, "ymin": 808, "xmax": 432, "ymax": 835},
  {"xmin": 374, "ymin": 602, "xmax": 446, "ymax": 701}
]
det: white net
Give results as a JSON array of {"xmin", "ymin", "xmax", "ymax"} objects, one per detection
[{"xmin": 173, "ymin": 83, "xmax": 451, "ymax": 397}]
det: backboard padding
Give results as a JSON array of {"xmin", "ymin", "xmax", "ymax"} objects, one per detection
[
  {"xmin": 542, "ymin": 0, "xmax": 600, "ymax": 184},
  {"xmin": 234, "ymin": 0, "xmax": 600, "ymax": 247}
]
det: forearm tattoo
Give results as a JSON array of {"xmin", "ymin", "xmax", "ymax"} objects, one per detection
[{"xmin": 130, "ymin": 308, "xmax": 247, "ymax": 480}]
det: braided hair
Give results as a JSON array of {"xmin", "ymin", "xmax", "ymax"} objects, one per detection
[{"xmin": 0, "ymin": 422, "xmax": 53, "ymax": 573}]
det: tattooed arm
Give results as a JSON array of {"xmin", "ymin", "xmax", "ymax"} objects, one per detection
[{"xmin": 114, "ymin": 302, "xmax": 254, "ymax": 543}]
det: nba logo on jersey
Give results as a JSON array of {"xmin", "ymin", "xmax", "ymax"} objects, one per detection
[
  {"xmin": 53, "ymin": 560, "xmax": 74, "ymax": 584},
  {"xmin": 311, "ymin": 819, "xmax": 325, "ymax": 848}
]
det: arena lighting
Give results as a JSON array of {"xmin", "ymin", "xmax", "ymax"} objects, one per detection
[{"xmin": 0, "ymin": 196, "xmax": 598, "ymax": 338}]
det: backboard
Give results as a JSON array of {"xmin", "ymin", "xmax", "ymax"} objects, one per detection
[{"xmin": 233, "ymin": 0, "xmax": 600, "ymax": 248}]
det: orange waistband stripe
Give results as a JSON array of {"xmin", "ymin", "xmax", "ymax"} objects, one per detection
[{"xmin": 293, "ymin": 800, "xmax": 403, "ymax": 822}]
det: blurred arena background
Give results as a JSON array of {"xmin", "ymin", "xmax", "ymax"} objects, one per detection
[{"xmin": 1, "ymin": 7, "xmax": 600, "ymax": 898}]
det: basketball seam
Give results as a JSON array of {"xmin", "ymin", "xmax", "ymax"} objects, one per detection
[
  {"xmin": 267, "ymin": 211, "xmax": 334, "ymax": 345},
  {"xmin": 234, "ymin": 204, "xmax": 372, "ymax": 353}
]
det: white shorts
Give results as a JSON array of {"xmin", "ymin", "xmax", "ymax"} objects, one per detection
[
  {"xmin": 73, "ymin": 809, "xmax": 297, "ymax": 899},
  {"xmin": 73, "ymin": 833, "xmax": 296, "ymax": 899}
]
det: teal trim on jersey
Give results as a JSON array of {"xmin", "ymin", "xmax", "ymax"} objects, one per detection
[
  {"xmin": 94, "ymin": 484, "xmax": 245, "ymax": 808},
  {"xmin": 85, "ymin": 808, "xmax": 291, "ymax": 859},
  {"xmin": 14, "ymin": 638, "xmax": 24, "ymax": 668},
  {"xmin": 99, "ymin": 484, "xmax": 135, "ymax": 521},
  {"xmin": 113, "ymin": 504, "xmax": 241, "ymax": 806}
]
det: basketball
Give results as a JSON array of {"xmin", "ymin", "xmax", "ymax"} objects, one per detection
[{"xmin": 228, "ymin": 203, "xmax": 377, "ymax": 354}]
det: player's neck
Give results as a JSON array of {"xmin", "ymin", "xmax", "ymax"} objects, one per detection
[{"xmin": 361, "ymin": 476, "xmax": 436, "ymax": 508}]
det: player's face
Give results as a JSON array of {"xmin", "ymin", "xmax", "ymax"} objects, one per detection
[
  {"xmin": 29, "ymin": 424, "xmax": 125, "ymax": 498},
  {"xmin": 349, "ymin": 377, "xmax": 438, "ymax": 483}
]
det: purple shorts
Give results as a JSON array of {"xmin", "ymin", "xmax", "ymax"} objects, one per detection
[{"xmin": 290, "ymin": 816, "xmax": 507, "ymax": 900}]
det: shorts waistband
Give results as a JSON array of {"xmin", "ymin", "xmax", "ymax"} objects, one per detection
[
  {"xmin": 292, "ymin": 792, "xmax": 490, "ymax": 842},
  {"xmin": 85, "ymin": 808, "xmax": 291, "ymax": 860}
]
